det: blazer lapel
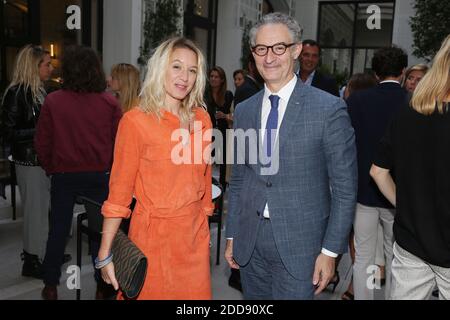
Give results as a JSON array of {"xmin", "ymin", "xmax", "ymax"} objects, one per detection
[
  {"xmin": 277, "ymin": 82, "xmax": 306, "ymax": 152},
  {"xmin": 254, "ymin": 93, "xmax": 264, "ymax": 172}
]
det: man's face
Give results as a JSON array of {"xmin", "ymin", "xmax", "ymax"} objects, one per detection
[
  {"xmin": 299, "ymin": 44, "xmax": 320, "ymax": 75},
  {"xmin": 253, "ymin": 23, "xmax": 301, "ymax": 92}
]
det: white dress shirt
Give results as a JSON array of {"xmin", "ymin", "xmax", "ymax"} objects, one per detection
[
  {"xmin": 298, "ymin": 69, "xmax": 316, "ymax": 86},
  {"xmin": 379, "ymin": 80, "xmax": 401, "ymax": 85}
]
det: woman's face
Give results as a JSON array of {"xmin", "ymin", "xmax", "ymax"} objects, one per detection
[
  {"xmin": 107, "ymin": 75, "xmax": 121, "ymax": 92},
  {"xmin": 405, "ymin": 70, "xmax": 425, "ymax": 93},
  {"xmin": 164, "ymin": 48, "xmax": 198, "ymax": 106},
  {"xmin": 39, "ymin": 54, "xmax": 53, "ymax": 81},
  {"xmin": 209, "ymin": 70, "xmax": 223, "ymax": 89},
  {"xmin": 234, "ymin": 73, "xmax": 245, "ymax": 88}
]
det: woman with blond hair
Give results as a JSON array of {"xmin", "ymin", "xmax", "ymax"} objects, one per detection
[
  {"xmin": 402, "ymin": 64, "xmax": 429, "ymax": 93},
  {"xmin": 1, "ymin": 45, "xmax": 53, "ymax": 279},
  {"xmin": 107, "ymin": 63, "xmax": 141, "ymax": 112},
  {"xmin": 97, "ymin": 37, "xmax": 214, "ymax": 300},
  {"xmin": 371, "ymin": 35, "xmax": 450, "ymax": 299}
]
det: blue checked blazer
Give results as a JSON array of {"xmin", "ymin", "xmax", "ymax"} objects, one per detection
[{"xmin": 226, "ymin": 80, "xmax": 357, "ymax": 280}]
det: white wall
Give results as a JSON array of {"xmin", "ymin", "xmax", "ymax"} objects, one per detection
[
  {"xmin": 103, "ymin": 0, "xmax": 142, "ymax": 75},
  {"xmin": 215, "ymin": 0, "xmax": 243, "ymax": 92},
  {"xmin": 294, "ymin": 0, "xmax": 319, "ymax": 40}
]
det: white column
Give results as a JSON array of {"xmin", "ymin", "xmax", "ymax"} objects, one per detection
[
  {"xmin": 294, "ymin": 0, "xmax": 320, "ymax": 40},
  {"xmin": 215, "ymin": 0, "xmax": 243, "ymax": 91},
  {"xmin": 102, "ymin": 0, "xmax": 143, "ymax": 74}
]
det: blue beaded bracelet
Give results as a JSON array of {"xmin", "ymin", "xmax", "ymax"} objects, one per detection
[{"xmin": 94, "ymin": 252, "xmax": 113, "ymax": 269}]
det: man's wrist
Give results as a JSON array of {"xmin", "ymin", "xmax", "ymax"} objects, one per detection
[{"xmin": 321, "ymin": 248, "xmax": 338, "ymax": 258}]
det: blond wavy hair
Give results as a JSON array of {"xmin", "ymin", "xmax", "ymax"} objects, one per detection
[
  {"xmin": 411, "ymin": 35, "xmax": 450, "ymax": 115},
  {"xmin": 111, "ymin": 63, "xmax": 141, "ymax": 112},
  {"xmin": 5, "ymin": 44, "xmax": 49, "ymax": 104},
  {"xmin": 139, "ymin": 37, "xmax": 207, "ymax": 123},
  {"xmin": 402, "ymin": 63, "xmax": 429, "ymax": 87}
]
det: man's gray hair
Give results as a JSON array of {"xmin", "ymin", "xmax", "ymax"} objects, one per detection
[{"xmin": 249, "ymin": 12, "xmax": 303, "ymax": 47}]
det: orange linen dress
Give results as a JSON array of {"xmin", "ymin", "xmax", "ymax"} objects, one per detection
[{"xmin": 102, "ymin": 107, "xmax": 214, "ymax": 300}]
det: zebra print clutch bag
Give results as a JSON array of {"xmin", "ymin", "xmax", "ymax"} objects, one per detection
[{"xmin": 111, "ymin": 229, "xmax": 148, "ymax": 299}]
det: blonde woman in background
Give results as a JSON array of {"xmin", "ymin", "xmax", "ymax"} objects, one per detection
[
  {"xmin": 107, "ymin": 63, "xmax": 141, "ymax": 112},
  {"xmin": 1, "ymin": 45, "xmax": 53, "ymax": 279},
  {"xmin": 402, "ymin": 64, "xmax": 428, "ymax": 93},
  {"xmin": 371, "ymin": 35, "xmax": 450, "ymax": 299}
]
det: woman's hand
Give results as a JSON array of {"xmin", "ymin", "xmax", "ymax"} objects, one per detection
[
  {"xmin": 101, "ymin": 262, "xmax": 119, "ymax": 290},
  {"xmin": 215, "ymin": 111, "xmax": 227, "ymax": 119}
]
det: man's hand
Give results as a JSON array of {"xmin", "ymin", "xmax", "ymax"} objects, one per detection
[
  {"xmin": 312, "ymin": 253, "xmax": 336, "ymax": 295},
  {"xmin": 225, "ymin": 239, "xmax": 240, "ymax": 269}
]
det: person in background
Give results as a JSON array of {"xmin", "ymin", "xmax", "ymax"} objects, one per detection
[
  {"xmin": 371, "ymin": 35, "xmax": 450, "ymax": 300},
  {"xmin": 344, "ymin": 73, "xmax": 378, "ymax": 99},
  {"xmin": 1, "ymin": 45, "xmax": 53, "ymax": 280},
  {"xmin": 107, "ymin": 63, "xmax": 141, "ymax": 113},
  {"xmin": 205, "ymin": 66, "xmax": 233, "ymax": 188},
  {"xmin": 298, "ymin": 39, "xmax": 340, "ymax": 97},
  {"xmin": 233, "ymin": 54, "xmax": 264, "ymax": 106},
  {"xmin": 36, "ymin": 45, "xmax": 122, "ymax": 300},
  {"xmin": 233, "ymin": 69, "xmax": 246, "ymax": 89},
  {"xmin": 98, "ymin": 37, "xmax": 214, "ymax": 300},
  {"xmin": 340, "ymin": 72, "xmax": 378, "ymax": 300},
  {"xmin": 347, "ymin": 46, "xmax": 408, "ymax": 300},
  {"xmin": 402, "ymin": 64, "xmax": 428, "ymax": 93}
]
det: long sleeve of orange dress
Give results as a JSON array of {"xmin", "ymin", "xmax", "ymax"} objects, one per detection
[{"xmin": 102, "ymin": 107, "xmax": 214, "ymax": 300}]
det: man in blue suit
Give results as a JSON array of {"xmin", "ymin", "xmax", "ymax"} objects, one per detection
[
  {"xmin": 225, "ymin": 12, "xmax": 357, "ymax": 300},
  {"xmin": 298, "ymin": 39, "xmax": 340, "ymax": 97}
]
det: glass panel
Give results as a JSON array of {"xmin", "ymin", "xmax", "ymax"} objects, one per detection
[
  {"xmin": 354, "ymin": 2, "xmax": 394, "ymax": 47},
  {"xmin": 321, "ymin": 48, "xmax": 351, "ymax": 81},
  {"xmin": 192, "ymin": 27, "xmax": 209, "ymax": 64},
  {"xmin": 319, "ymin": 3, "xmax": 355, "ymax": 47},
  {"xmin": 353, "ymin": 49, "xmax": 375, "ymax": 74},
  {"xmin": 4, "ymin": 0, "xmax": 29, "ymax": 39},
  {"xmin": 40, "ymin": 0, "xmax": 82, "ymax": 80}
]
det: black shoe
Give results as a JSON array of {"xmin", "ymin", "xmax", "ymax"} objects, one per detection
[
  {"xmin": 41, "ymin": 285, "xmax": 58, "ymax": 300},
  {"xmin": 21, "ymin": 251, "xmax": 44, "ymax": 279},
  {"xmin": 95, "ymin": 280, "xmax": 117, "ymax": 300},
  {"xmin": 228, "ymin": 269, "xmax": 243, "ymax": 292}
]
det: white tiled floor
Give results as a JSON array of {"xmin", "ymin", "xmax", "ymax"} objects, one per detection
[{"xmin": 0, "ymin": 181, "xmax": 370, "ymax": 300}]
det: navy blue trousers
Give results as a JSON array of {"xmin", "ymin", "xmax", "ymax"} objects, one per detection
[{"xmin": 43, "ymin": 172, "xmax": 109, "ymax": 286}]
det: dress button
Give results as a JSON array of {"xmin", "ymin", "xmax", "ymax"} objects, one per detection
[{"xmin": 266, "ymin": 182, "xmax": 272, "ymax": 187}]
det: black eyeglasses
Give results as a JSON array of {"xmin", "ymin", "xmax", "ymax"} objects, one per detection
[{"xmin": 252, "ymin": 43, "xmax": 297, "ymax": 56}]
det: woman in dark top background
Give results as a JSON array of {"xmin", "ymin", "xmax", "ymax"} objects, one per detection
[
  {"xmin": 371, "ymin": 35, "xmax": 450, "ymax": 300},
  {"xmin": 35, "ymin": 45, "xmax": 122, "ymax": 300},
  {"xmin": 337, "ymin": 72, "xmax": 379, "ymax": 300},
  {"xmin": 1, "ymin": 45, "xmax": 53, "ymax": 280},
  {"xmin": 205, "ymin": 66, "xmax": 233, "ymax": 188}
]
